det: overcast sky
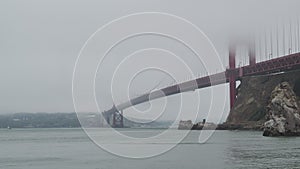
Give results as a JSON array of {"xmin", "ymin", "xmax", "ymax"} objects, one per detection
[{"xmin": 1, "ymin": 0, "xmax": 300, "ymax": 123}]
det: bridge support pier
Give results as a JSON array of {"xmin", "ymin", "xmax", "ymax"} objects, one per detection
[{"xmin": 112, "ymin": 110, "xmax": 124, "ymax": 128}]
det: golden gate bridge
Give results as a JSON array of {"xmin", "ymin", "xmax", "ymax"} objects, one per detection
[{"xmin": 103, "ymin": 19, "xmax": 300, "ymax": 128}]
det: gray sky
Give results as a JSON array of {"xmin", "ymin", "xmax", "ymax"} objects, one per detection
[{"xmin": 1, "ymin": 0, "xmax": 300, "ymax": 123}]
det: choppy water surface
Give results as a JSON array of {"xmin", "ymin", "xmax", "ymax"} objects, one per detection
[{"xmin": 0, "ymin": 128, "xmax": 299, "ymax": 169}]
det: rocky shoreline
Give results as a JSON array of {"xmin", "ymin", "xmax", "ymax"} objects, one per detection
[
  {"xmin": 178, "ymin": 121, "xmax": 263, "ymax": 131},
  {"xmin": 178, "ymin": 71, "xmax": 300, "ymax": 136}
]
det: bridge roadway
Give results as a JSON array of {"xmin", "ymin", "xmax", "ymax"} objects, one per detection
[{"xmin": 102, "ymin": 52, "xmax": 300, "ymax": 120}]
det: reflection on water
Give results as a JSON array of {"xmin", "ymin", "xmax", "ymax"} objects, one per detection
[{"xmin": 0, "ymin": 129, "xmax": 299, "ymax": 169}]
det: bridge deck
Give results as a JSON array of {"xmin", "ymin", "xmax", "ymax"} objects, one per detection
[{"xmin": 103, "ymin": 52, "xmax": 300, "ymax": 117}]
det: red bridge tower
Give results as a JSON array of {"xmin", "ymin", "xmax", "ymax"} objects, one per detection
[{"xmin": 229, "ymin": 45, "xmax": 236, "ymax": 109}]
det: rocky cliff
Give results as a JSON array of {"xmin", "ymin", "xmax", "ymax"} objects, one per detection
[
  {"xmin": 263, "ymin": 82, "xmax": 300, "ymax": 136},
  {"xmin": 224, "ymin": 71, "xmax": 300, "ymax": 130}
]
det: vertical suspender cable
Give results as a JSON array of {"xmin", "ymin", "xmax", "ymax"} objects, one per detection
[
  {"xmin": 256, "ymin": 32, "xmax": 258, "ymax": 61},
  {"xmin": 283, "ymin": 23, "xmax": 286, "ymax": 55},
  {"xmin": 245, "ymin": 45, "xmax": 248, "ymax": 65},
  {"xmin": 293, "ymin": 18, "xmax": 298, "ymax": 53},
  {"xmin": 259, "ymin": 32, "xmax": 262, "ymax": 62},
  {"xmin": 265, "ymin": 29, "xmax": 268, "ymax": 60},
  {"xmin": 261, "ymin": 32, "xmax": 263, "ymax": 61},
  {"xmin": 241, "ymin": 46, "xmax": 244, "ymax": 66},
  {"xmin": 276, "ymin": 23, "xmax": 279, "ymax": 57},
  {"xmin": 270, "ymin": 28, "xmax": 273, "ymax": 58},
  {"xmin": 240, "ymin": 46, "xmax": 243, "ymax": 66},
  {"xmin": 241, "ymin": 46, "xmax": 243, "ymax": 66},
  {"xmin": 240, "ymin": 46, "xmax": 246, "ymax": 66},
  {"xmin": 298, "ymin": 17, "xmax": 300, "ymax": 52},
  {"xmin": 289, "ymin": 19, "xmax": 292, "ymax": 54}
]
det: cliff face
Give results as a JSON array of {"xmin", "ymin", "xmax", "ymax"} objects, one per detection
[
  {"xmin": 263, "ymin": 82, "xmax": 300, "ymax": 136},
  {"xmin": 225, "ymin": 71, "xmax": 300, "ymax": 129}
]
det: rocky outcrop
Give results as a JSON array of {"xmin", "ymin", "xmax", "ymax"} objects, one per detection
[
  {"xmin": 192, "ymin": 122, "xmax": 217, "ymax": 130},
  {"xmin": 178, "ymin": 119, "xmax": 217, "ymax": 130},
  {"xmin": 178, "ymin": 120, "xmax": 193, "ymax": 130},
  {"xmin": 224, "ymin": 71, "xmax": 300, "ymax": 130},
  {"xmin": 263, "ymin": 82, "xmax": 300, "ymax": 136}
]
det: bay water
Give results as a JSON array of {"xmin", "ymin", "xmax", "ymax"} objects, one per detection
[{"xmin": 1, "ymin": 128, "xmax": 299, "ymax": 169}]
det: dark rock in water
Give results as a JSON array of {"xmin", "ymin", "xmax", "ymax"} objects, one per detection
[
  {"xmin": 191, "ymin": 121, "xmax": 204, "ymax": 130},
  {"xmin": 263, "ymin": 82, "xmax": 300, "ymax": 136}
]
